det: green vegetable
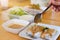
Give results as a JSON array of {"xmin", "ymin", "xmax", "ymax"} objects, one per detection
[{"xmin": 9, "ymin": 8, "xmax": 27, "ymax": 16}]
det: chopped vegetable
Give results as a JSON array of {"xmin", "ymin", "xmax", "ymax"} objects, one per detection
[{"xmin": 9, "ymin": 8, "xmax": 27, "ymax": 16}]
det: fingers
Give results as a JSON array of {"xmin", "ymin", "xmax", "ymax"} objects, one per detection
[
  {"xmin": 52, "ymin": 0, "xmax": 57, "ymax": 5},
  {"xmin": 49, "ymin": 0, "xmax": 60, "ymax": 12},
  {"xmin": 52, "ymin": 5, "xmax": 60, "ymax": 12},
  {"xmin": 54, "ymin": 7, "xmax": 60, "ymax": 12},
  {"xmin": 56, "ymin": 9, "xmax": 59, "ymax": 12},
  {"xmin": 58, "ymin": 7, "xmax": 60, "ymax": 11}
]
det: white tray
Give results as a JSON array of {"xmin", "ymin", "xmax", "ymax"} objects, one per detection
[{"xmin": 19, "ymin": 23, "xmax": 60, "ymax": 40}]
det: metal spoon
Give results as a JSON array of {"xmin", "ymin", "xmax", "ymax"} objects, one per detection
[{"xmin": 34, "ymin": 4, "xmax": 52, "ymax": 23}]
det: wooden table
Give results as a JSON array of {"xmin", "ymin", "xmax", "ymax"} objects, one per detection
[{"xmin": 0, "ymin": 0, "xmax": 60, "ymax": 40}]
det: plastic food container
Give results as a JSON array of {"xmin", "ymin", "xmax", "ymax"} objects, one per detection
[{"xmin": 2, "ymin": 19, "xmax": 30, "ymax": 34}]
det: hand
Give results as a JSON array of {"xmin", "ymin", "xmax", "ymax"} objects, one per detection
[{"xmin": 49, "ymin": 0, "xmax": 60, "ymax": 12}]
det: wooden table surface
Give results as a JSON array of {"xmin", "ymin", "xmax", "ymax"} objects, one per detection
[{"xmin": 0, "ymin": 0, "xmax": 60, "ymax": 40}]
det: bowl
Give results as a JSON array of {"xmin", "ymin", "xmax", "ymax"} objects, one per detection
[
  {"xmin": 1, "ymin": 6, "xmax": 34, "ymax": 22},
  {"xmin": 2, "ymin": 19, "xmax": 30, "ymax": 34}
]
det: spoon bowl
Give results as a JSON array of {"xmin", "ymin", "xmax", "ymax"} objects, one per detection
[{"xmin": 34, "ymin": 4, "xmax": 52, "ymax": 23}]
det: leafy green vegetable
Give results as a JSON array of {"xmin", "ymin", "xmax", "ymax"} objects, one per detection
[{"xmin": 9, "ymin": 8, "xmax": 27, "ymax": 16}]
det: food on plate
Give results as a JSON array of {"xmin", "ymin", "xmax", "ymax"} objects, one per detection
[
  {"xmin": 26, "ymin": 24, "xmax": 56, "ymax": 39},
  {"xmin": 9, "ymin": 8, "xmax": 27, "ymax": 16},
  {"xmin": 8, "ymin": 24, "xmax": 23, "ymax": 29},
  {"xmin": 47, "ymin": 28, "xmax": 56, "ymax": 36},
  {"xmin": 29, "ymin": 4, "xmax": 40, "ymax": 10},
  {"xmin": 27, "ymin": 24, "xmax": 44, "ymax": 38}
]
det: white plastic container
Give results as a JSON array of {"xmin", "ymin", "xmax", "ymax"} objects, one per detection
[
  {"xmin": 2, "ymin": 19, "xmax": 29, "ymax": 34},
  {"xmin": 1, "ymin": 7, "xmax": 34, "ymax": 22}
]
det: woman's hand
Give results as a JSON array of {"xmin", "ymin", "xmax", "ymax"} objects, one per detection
[{"xmin": 49, "ymin": 0, "xmax": 60, "ymax": 12}]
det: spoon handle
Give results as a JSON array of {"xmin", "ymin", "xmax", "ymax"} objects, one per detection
[{"xmin": 42, "ymin": 4, "xmax": 52, "ymax": 14}]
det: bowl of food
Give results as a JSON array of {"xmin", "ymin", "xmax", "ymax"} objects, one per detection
[
  {"xmin": 19, "ymin": 23, "xmax": 60, "ymax": 40},
  {"xmin": 1, "ymin": 7, "xmax": 27, "ymax": 20},
  {"xmin": 2, "ymin": 7, "xmax": 34, "ymax": 22},
  {"xmin": 2, "ymin": 19, "xmax": 30, "ymax": 34}
]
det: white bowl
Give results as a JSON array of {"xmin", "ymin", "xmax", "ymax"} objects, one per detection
[
  {"xmin": 1, "ymin": 6, "xmax": 28, "ymax": 21},
  {"xmin": 2, "ymin": 19, "xmax": 30, "ymax": 34},
  {"xmin": 2, "ymin": 6, "xmax": 34, "ymax": 22}
]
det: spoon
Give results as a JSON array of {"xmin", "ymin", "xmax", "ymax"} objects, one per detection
[{"xmin": 34, "ymin": 4, "xmax": 52, "ymax": 23}]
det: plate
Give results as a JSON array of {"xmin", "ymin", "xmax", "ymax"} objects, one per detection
[{"xmin": 19, "ymin": 23, "xmax": 60, "ymax": 40}]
